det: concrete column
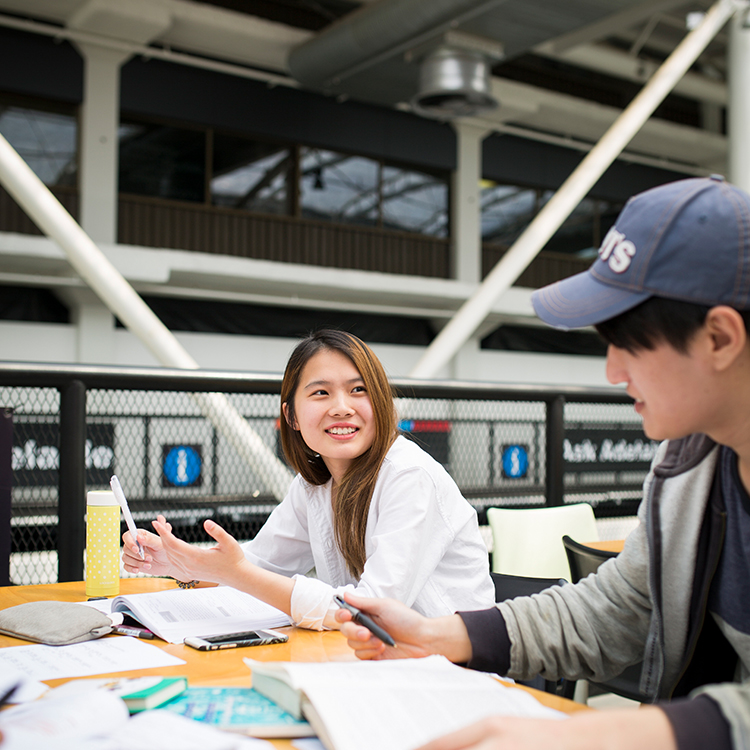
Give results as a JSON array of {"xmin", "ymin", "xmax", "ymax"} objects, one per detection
[
  {"xmin": 75, "ymin": 43, "xmax": 131, "ymax": 244},
  {"xmin": 450, "ymin": 337, "xmax": 482, "ymax": 380},
  {"xmin": 448, "ymin": 122, "xmax": 491, "ymax": 378},
  {"xmin": 729, "ymin": 7, "xmax": 750, "ymax": 192},
  {"xmin": 451, "ymin": 121, "xmax": 491, "ymax": 284},
  {"xmin": 57, "ymin": 288, "xmax": 115, "ymax": 364}
]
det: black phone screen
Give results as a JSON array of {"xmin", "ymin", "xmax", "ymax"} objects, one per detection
[{"xmin": 201, "ymin": 630, "xmax": 262, "ymax": 644}]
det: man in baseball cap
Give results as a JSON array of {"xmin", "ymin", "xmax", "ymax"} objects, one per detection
[
  {"xmin": 532, "ymin": 174, "xmax": 750, "ymax": 329},
  {"xmin": 337, "ymin": 176, "xmax": 750, "ymax": 750}
]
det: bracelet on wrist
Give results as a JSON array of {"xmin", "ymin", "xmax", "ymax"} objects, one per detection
[{"xmin": 174, "ymin": 579, "xmax": 199, "ymax": 589}]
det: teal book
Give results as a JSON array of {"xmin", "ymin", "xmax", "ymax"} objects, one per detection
[
  {"xmin": 114, "ymin": 676, "xmax": 188, "ymax": 713},
  {"xmin": 160, "ymin": 686, "xmax": 314, "ymax": 738}
]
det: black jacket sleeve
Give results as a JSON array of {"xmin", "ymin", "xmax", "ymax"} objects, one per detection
[{"xmin": 457, "ymin": 607, "xmax": 511, "ymax": 674}]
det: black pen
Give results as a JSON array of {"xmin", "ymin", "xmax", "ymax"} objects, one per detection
[
  {"xmin": 333, "ymin": 594, "xmax": 396, "ymax": 647},
  {"xmin": 112, "ymin": 624, "xmax": 155, "ymax": 640},
  {"xmin": 0, "ymin": 683, "xmax": 19, "ymax": 709}
]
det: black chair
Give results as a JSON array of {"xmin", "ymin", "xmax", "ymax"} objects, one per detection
[
  {"xmin": 491, "ymin": 572, "xmax": 566, "ymax": 601},
  {"xmin": 490, "ymin": 572, "xmax": 574, "ymax": 698},
  {"xmin": 562, "ymin": 535, "xmax": 650, "ymax": 703}
]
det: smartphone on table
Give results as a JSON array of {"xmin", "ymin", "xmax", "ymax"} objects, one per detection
[{"xmin": 184, "ymin": 628, "xmax": 288, "ymax": 651}]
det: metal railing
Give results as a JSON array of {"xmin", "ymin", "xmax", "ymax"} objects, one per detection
[{"xmin": 0, "ymin": 363, "xmax": 649, "ymax": 585}]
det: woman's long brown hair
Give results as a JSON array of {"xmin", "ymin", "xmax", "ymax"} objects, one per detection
[{"xmin": 279, "ymin": 330, "xmax": 397, "ymax": 577}]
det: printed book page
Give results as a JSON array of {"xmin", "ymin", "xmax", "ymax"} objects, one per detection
[
  {"xmin": 110, "ymin": 586, "xmax": 292, "ymax": 643},
  {"xmin": 250, "ymin": 655, "xmax": 564, "ymax": 750}
]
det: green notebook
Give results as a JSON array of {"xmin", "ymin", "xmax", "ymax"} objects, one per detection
[{"xmin": 160, "ymin": 686, "xmax": 314, "ymax": 738}]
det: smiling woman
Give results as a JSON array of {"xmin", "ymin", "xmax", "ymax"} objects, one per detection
[{"xmin": 122, "ymin": 330, "xmax": 495, "ymax": 630}]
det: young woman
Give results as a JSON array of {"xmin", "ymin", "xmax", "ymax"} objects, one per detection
[{"xmin": 122, "ymin": 330, "xmax": 494, "ymax": 629}]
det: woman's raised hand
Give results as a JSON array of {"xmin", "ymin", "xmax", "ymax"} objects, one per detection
[{"xmin": 151, "ymin": 515, "xmax": 247, "ymax": 587}]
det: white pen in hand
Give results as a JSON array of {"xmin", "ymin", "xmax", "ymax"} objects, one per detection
[{"xmin": 110, "ymin": 475, "xmax": 145, "ymax": 560}]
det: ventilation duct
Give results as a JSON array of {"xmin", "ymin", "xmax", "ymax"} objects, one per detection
[
  {"xmin": 286, "ymin": 0, "xmax": 506, "ymax": 109},
  {"xmin": 411, "ymin": 40, "xmax": 500, "ymax": 118},
  {"xmin": 285, "ymin": 0, "xmax": 646, "ymax": 115}
]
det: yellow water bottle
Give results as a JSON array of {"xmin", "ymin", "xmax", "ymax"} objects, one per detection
[{"xmin": 85, "ymin": 490, "xmax": 121, "ymax": 597}]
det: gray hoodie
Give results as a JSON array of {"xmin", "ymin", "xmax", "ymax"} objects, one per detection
[{"xmin": 466, "ymin": 434, "xmax": 750, "ymax": 748}]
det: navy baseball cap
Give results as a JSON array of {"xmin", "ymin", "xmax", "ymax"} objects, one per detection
[{"xmin": 531, "ymin": 176, "xmax": 750, "ymax": 329}]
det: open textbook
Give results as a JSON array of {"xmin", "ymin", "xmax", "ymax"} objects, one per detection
[
  {"xmin": 108, "ymin": 586, "xmax": 292, "ymax": 644},
  {"xmin": 245, "ymin": 654, "xmax": 564, "ymax": 750}
]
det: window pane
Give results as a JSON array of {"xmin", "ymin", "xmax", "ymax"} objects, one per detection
[
  {"xmin": 480, "ymin": 184, "xmax": 539, "ymax": 248},
  {"xmin": 300, "ymin": 148, "xmax": 380, "ymax": 227},
  {"xmin": 545, "ymin": 198, "xmax": 622, "ymax": 258},
  {"xmin": 481, "ymin": 182, "xmax": 623, "ymax": 257},
  {"xmin": 0, "ymin": 104, "xmax": 77, "ymax": 187},
  {"xmin": 119, "ymin": 121, "xmax": 205, "ymax": 202},
  {"xmin": 381, "ymin": 165, "xmax": 448, "ymax": 237},
  {"xmin": 211, "ymin": 135, "xmax": 290, "ymax": 215}
]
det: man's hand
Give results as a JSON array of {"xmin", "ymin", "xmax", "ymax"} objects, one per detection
[
  {"xmin": 335, "ymin": 592, "xmax": 473, "ymax": 663},
  {"xmin": 416, "ymin": 705, "xmax": 676, "ymax": 750}
]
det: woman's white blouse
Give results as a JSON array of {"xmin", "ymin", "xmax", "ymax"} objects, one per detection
[{"xmin": 242, "ymin": 435, "xmax": 495, "ymax": 630}]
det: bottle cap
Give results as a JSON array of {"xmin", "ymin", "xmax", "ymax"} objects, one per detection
[{"xmin": 87, "ymin": 490, "xmax": 118, "ymax": 507}]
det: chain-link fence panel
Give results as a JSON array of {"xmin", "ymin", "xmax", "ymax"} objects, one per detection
[
  {"xmin": 3, "ymin": 385, "xmax": 61, "ymax": 584},
  {"xmin": 3, "ymin": 368, "xmax": 647, "ymax": 584}
]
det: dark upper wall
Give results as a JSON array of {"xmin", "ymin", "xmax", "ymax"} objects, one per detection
[
  {"xmin": 0, "ymin": 25, "xmax": 683, "ymax": 201},
  {"xmin": 482, "ymin": 133, "xmax": 684, "ymax": 203},
  {"xmin": 119, "ymin": 57, "xmax": 457, "ymax": 173},
  {"xmin": 0, "ymin": 27, "xmax": 82, "ymax": 103}
]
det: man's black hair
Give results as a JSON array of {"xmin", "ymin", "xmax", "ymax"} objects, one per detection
[{"xmin": 595, "ymin": 297, "xmax": 750, "ymax": 353}]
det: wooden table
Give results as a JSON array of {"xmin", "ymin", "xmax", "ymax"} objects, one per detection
[
  {"xmin": 585, "ymin": 539, "xmax": 625, "ymax": 554},
  {"xmin": 0, "ymin": 578, "xmax": 588, "ymax": 746}
]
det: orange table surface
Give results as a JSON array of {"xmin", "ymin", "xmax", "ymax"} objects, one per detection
[{"xmin": 0, "ymin": 578, "xmax": 589, "ymax": 747}]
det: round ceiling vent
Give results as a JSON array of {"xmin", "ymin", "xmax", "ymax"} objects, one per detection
[{"xmin": 412, "ymin": 47, "xmax": 499, "ymax": 118}]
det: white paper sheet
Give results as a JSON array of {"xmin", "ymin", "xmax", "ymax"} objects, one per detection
[
  {"xmin": 0, "ymin": 688, "xmax": 273, "ymax": 750},
  {"xmin": 0, "ymin": 636, "xmax": 185, "ymax": 681}
]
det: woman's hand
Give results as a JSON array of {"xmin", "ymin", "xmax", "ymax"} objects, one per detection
[
  {"xmin": 335, "ymin": 592, "xmax": 472, "ymax": 663},
  {"xmin": 122, "ymin": 525, "xmax": 176, "ymax": 577},
  {"xmin": 151, "ymin": 515, "xmax": 247, "ymax": 587}
]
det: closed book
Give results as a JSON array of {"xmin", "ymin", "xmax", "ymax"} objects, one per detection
[
  {"xmin": 245, "ymin": 660, "xmax": 305, "ymax": 718},
  {"xmin": 113, "ymin": 676, "xmax": 188, "ymax": 712},
  {"xmin": 161, "ymin": 686, "xmax": 313, "ymax": 738}
]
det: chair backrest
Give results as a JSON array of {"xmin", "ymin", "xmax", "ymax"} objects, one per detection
[
  {"xmin": 490, "ymin": 573, "xmax": 574, "ymax": 698},
  {"xmin": 490, "ymin": 572, "xmax": 566, "ymax": 602},
  {"xmin": 562, "ymin": 535, "xmax": 617, "ymax": 583},
  {"xmin": 487, "ymin": 503, "xmax": 598, "ymax": 580},
  {"xmin": 562, "ymin": 535, "xmax": 649, "ymax": 703}
]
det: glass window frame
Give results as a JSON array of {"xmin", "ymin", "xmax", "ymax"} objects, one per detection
[
  {"xmin": 115, "ymin": 113, "xmax": 452, "ymax": 240},
  {"xmin": 479, "ymin": 177, "xmax": 623, "ymax": 259},
  {"xmin": 0, "ymin": 90, "xmax": 79, "ymax": 190}
]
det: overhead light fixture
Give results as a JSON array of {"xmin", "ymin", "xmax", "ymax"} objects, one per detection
[{"xmin": 408, "ymin": 32, "xmax": 503, "ymax": 120}]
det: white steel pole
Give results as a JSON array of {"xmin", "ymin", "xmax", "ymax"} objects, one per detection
[
  {"xmin": 728, "ymin": 6, "xmax": 750, "ymax": 191},
  {"xmin": 410, "ymin": 0, "xmax": 743, "ymax": 379},
  {"xmin": 0, "ymin": 132, "xmax": 293, "ymax": 500}
]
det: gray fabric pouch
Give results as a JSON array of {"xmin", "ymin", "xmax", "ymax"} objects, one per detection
[{"xmin": 0, "ymin": 601, "xmax": 113, "ymax": 645}]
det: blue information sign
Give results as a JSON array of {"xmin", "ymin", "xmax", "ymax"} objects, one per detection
[
  {"xmin": 501, "ymin": 444, "xmax": 529, "ymax": 479},
  {"xmin": 162, "ymin": 444, "xmax": 203, "ymax": 487}
]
